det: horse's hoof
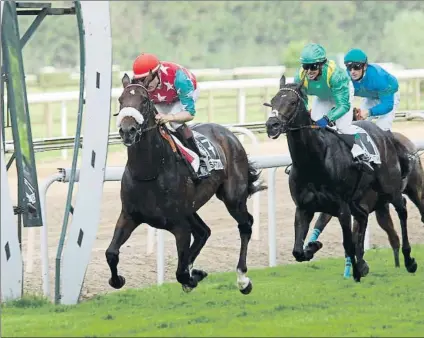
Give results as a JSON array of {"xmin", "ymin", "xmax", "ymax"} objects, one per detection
[
  {"xmin": 352, "ymin": 268, "xmax": 361, "ymax": 283},
  {"xmin": 406, "ymin": 259, "xmax": 417, "ymax": 273},
  {"xmin": 239, "ymin": 281, "xmax": 253, "ymax": 295},
  {"xmin": 191, "ymin": 269, "xmax": 208, "ymax": 283},
  {"xmin": 360, "ymin": 262, "xmax": 369, "ymax": 277},
  {"xmin": 182, "ymin": 284, "xmax": 194, "ymax": 293},
  {"xmin": 109, "ymin": 275, "xmax": 126, "ymax": 289},
  {"xmin": 306, "ymin": 241, "xmax": 323, "ymax": 254},
  {"xmin": 293, "ymin": 250, "xmax": 306, "ymax": 262}
]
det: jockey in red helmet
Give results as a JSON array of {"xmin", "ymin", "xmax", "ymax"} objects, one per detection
[{"xmin": 131, "ymin": 53, "xmax": 208, "ymax": 179}]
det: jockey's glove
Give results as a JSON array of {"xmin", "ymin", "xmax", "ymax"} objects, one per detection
[{"xmin": 316, "ymin": 115, "xmax": 331, "ymax": 128}]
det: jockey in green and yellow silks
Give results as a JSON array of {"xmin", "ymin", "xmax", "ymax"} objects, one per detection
[
  {"xmin": 294, "ymin": 43, "xmax": 374, "ymax": 172},
  {"xmin": 294, "ymin": 43, "xmax": 357, "ymax": 132}
]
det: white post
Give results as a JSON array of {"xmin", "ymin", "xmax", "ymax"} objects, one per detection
[
  {"xmin": 146, "ymin": 227, "xmax": 156, "ymax": 255},
  {"xmin": 237, "ymin": 88, "xmax": 246, "ymax": 143},
  {"xmin": 267, "ymin": 168, "xmax": 277, "ymax": 267},
  {"xmin": 156, "ymin": 229, "xmax": 165, "ymax": 285},
  {"xmin": 61, "ymin": 101, "xmax": 67, "ymax": 159},
  {"xmin": 39, "ymin": 173, "xmax": 62, "ymax": 299},
  {"xmin": 364, "ymin": 215, "xmax": 371, "ymax": 251}
]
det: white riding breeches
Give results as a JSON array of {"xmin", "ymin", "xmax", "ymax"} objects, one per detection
[
  {"xmin": 311, "ymin": 81, "xmax": 359, "ymax": 135},
  {"xmin": 154, "ymin": 88, "xmax": 200, "ymax": 130},
  {"xmin": 310, "ymin": 81, "xmax": 372, "ymax": 159},
  {"xmin": 360, "ymin": 91, "xmax": 400, "ymax": 131}
]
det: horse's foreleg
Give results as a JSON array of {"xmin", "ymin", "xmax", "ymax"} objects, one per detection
[
  {"xmin": 303, "ymin": 212, "xmax": 329, "ymax": 255},
  {"xmin": 292, "ymin": 208, "xmax": 314, "ymax": 262},
  {"xmin": 375, "ymin": 203, "xmax": 400, "ymax": 267},
  {"xmin": 338, "ymin": 203, "xmax": 361, "ymax": 282},
  {"xmin": 352, "ymin": 217, "xmax": 369, "ymax": 277},
  {"xmin": 393, "ymin": 196, "xmax": 417, "ymax": 273},
  {"xmin": 186, "ymin": 213, "xmax": 211, "ymax": 284},
  {"xmin": 105, "ymin": 210, "xmax": 141, "ymax": 289},
  {"xmin": 171, "ymin": 221, "xmax": 199, "ymax": 292}
]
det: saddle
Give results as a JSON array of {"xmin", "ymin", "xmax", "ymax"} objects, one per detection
[
  {"xmin": 325, "ymin": 125, "xmax": 381, "ymax": 165},
  {"xmin": 159, "ymin": 126, "xmax": 224, "ymax": 178}
]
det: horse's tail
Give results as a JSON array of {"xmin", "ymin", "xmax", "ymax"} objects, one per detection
[
  {"xmin": 247, "ymin": 161, "xmax": 267, "ymax": 197},
  {"xmin": 391, "ymin": 134, "xmax": 413, "ymax": 179}
]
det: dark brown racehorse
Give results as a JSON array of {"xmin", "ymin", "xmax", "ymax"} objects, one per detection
[
  {"xmin": 105, "ymin": 74, "xmax": 266, "ymax": 294},
  {"xmin": 265, "ymin": 75, "xmax": 413, "ymax": 282},
  {"xmin": 306, "ymin": 123, "xmax": 423, "ymax": 276}
]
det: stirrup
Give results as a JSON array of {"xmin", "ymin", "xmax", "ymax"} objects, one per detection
[
  {"xmin": 285, "ymin": 164, "xmax": 292, "ymax": 175},
  {"xmin": 354, "ymin": 156, "xmax": 374, "ymax": 174}
]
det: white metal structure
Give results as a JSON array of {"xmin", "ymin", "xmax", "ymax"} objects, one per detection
[
  {"xmin": 0, "ymin": 0, "xmax": 23, "ymax": 304},
  {"xmin": 1, "ymin": 120, "xmax": 24, "ymax": 303},
  {"xmin": 58, "ymin": 1, "xmax": 112, "ymax": 305}
]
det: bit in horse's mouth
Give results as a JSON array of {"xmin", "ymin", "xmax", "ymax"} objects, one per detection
[{"xmin": 123, "ymin": 142, "xmax": 132, "ymax": 147}]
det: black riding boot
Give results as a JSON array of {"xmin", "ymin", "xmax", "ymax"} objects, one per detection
[
  {"xmin": 185, "ymin": 135, "xmax": 211, "ymax": 179},
  {"xmin": 175, "ymin": 125, "xmax": 210, "ymax": 181}
]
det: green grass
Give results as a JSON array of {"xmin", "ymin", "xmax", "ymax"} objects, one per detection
[{"xmin": 2, "ymin": 246, "xmax": 424, "ymax": 337}]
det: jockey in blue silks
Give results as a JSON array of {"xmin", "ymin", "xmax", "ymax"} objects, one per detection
[{"xmin": 344, "ymin": 48, "xmax": 400, "ymax": 131}]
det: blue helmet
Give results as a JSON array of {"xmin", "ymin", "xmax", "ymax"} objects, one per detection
[{"xmin": 344, "ymin": 49, "xmax": 368, "ymax": 64}]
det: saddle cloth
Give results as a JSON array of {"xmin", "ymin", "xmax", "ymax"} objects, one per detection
[
  {"xmin": 170, "ymin": 130, "xmax": 224, "ymax": 173},
  {"xmin": 328, "ymin": 125, "xmax": 381, "ymax": 164}
]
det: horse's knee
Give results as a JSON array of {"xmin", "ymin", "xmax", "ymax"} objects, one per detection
[
  {"xmin": 203, "ymin": 226, "xmax": 211, "ymax": 239},
  {"xmin": 238, "ymin": 222, "xmax": 252, "ymax": 235},
  {"xmin": 105, "ymin": 249, "xmax": 119, "ymax": 265}
]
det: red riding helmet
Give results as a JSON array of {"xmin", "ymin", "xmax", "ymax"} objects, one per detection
[{"xmin": 132, "ymin": 53, "xmax": 161, "ymax": 79}]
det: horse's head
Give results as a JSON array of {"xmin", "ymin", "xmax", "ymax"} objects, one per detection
[
  {"xmin": 115, "ymin": 73, "xmax": 157, "ymax": 147},
  {"xmin": 264, "ymin": 75, "xmax": 310, "ymax": 139}
]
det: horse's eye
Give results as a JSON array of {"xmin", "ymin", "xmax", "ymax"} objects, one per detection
[{"xmin": 291, "ymin": 101, "xmax": 296, "ymax": 106}]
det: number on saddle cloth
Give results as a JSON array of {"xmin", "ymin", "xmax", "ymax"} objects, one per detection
[
  {"xmin": 328, "ymin": 126, "xmax": 381, "ymax": 164},
  {"xmin": 192, "ymin": 130, "xmax": 224, "ymax": 171}
]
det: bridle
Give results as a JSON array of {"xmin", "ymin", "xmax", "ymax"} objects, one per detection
[
  {"xmin": 268, "ymin": 87, "xmax": 319, "ymax": 132},
  {"xmin": 116, "ymin": 83, "xmax": 160, "ymax": 144}
]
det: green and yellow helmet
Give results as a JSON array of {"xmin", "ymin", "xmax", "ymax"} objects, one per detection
[
  {"xmin": 299, "ymin": 43, "xmax": 327, "ymax": 64},
  {"xmin": 344, "ymin": 48, "xmax": 368, "ymax": 64}
]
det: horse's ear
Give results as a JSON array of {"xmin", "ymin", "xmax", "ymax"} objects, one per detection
[
  {"xmin": 122, "ymin": 73, "xmax": 131, "ymax": 88},
  {"xmin": 279, "ymin": 74, "xmax": 286, "ymax": 88}
]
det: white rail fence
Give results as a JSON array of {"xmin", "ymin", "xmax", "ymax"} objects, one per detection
[{"xmin": 3, "ymin": 69, "xmax": 424, "ymax": 155}]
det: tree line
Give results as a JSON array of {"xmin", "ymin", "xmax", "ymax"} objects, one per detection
[{"xmin": 16, "ymin": 1, "xmax": 424, "ymax": 74}]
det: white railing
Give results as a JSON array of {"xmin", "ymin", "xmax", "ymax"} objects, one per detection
[
  {"xmin": 3, "ymin": 70, "xmax": 423, "ymax": 159},
  {"xmin": 20, "ymin": 68, "xmax": 424, "ymax": 104}
]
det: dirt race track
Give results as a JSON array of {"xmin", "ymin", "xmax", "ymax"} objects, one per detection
[{"xmin": 7, "ymin": 121, "xmax": 424, "ymax": 302}]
